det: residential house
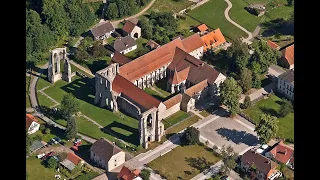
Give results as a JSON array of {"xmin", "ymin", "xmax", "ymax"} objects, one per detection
[
  {"xmin": 91, "ymin": 21, "xmax": 115, "ymax": 41},
  {"xmin": 180, "ymin": 33, "xmax": 204, "ymax": 59},
  {"xmin": 279, "ymin": 44, "xmax": 294, "ymax": 70},
  {"xmin": 246, "ymin": 4, "xmax": 266, "ymax": 16},
  {"xmin": 113, "ymin": 36, "xmax": 137, "ymax": 55},
  {"xmin": 26, "ymin": 114, "xmax": 40, "ymax": 135},
  {"xmin": 90, "ymin": 138, "xmax": 125, "ymax": 171},
  {"xmin": 277, "ymin": 70, "xmax": 294, "ymax": 101},
  {"xmin": 240, "ymin": 149, "xmax": 282, "ymax": 180},
  {"xmin": 195, "ymin": 24, "xmax": 209, "ymax": 35},
  {"xmin": 112, "ymin": 51, "xmax": 132, "ymax": 66},
  {"xmin": 117, "ymin": 166, "xmax": 141, "ymax": 180},
  {"xmin": 201, "ymin": 28, "xmax": 227, "ymax": 52},
  {"xmin": 122, "ymin": 19, "xmax": 141, "ymax": 39},
  {"xmin": 265, "ymin": 141, "xmax": 294, "ymax": 169},
  {"xmin": 267, "ymin": 40, "xmax": 280, "ymax": 50},
  {"xmin": 60, "ymin": 152, "xmax": 84, "ymax": 171},
  {"xmin": 145, "ymin": 39, "xmax": 161, "ymax": 50}
]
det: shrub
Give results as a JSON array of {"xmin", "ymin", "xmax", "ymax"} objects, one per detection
[
  {"xmin": 140, "ymin": 169, "xmax": 151, "ymax": 180},
  {"xmin": 242, "ymin": 96, "xmax": 251, "ymax": 109},
  {"xmin": 39, "ymin": 124, "xmax": 46, "ymax": 131},
  {"xmin": 180, "ymin": 127, "xmax": 200, "ymax": 146},
  {"xmin": 46, "ymin": 157, "xmax": 58, "ymax": 169},
  {"xmin": 44, "ymin": 128, "xmax": 51, "ymax": 134}
]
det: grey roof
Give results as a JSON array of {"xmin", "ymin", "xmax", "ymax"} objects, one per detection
[
  {"xmin": 278, "ymin": 70, "xmax": 294, "ymax": 84},
  {"xmin": 60, "ymin": 159, "xmax": 76, "ymax": 171},
  {"xmin": 113, "ymin": 36, "xmax": 137, "ymax": 52},
  {"xmin": 268, "ymin": 64, "xmax": 286, "ymax": 77},
  {"xmin": 91, "ymin": 22, "xmax": 115, "ymax": 38},
  {"xmin": 90, "ymin": 138, "xmax": 123, "ymax": 162},
  {"xmin": 30, "ymin": 140, "xmax": 47, "ymax": 152}
]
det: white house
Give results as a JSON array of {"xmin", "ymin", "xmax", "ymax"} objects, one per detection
[
  {"xmin": 122, "ymin": 19, "xmax": 141, "ymax": 39},
  {"xmin": 113, "ymin": 36, "xmax": 137, "ymax": 55},
  {"xmin": 26, "ymin": 114, "xmax": 40, "ymax": 135},
  {"xmin": 91, "ymin": 21, "xmax": 115, "ymax": 41},
  {"xmin": 277, "ymin": 70, "xmax": 294, "ymax": 101},
  {"xmin": 90, "ymin": 138, "xmax": 125, "ymax": 172}
]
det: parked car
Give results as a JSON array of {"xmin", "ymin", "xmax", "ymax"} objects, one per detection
[
  {"xmin": 50, "ymin": 138, "xmax": 59, "ymax": 145},
  {"xmin": 74, "ymin": 141, "xmax": 82, "ymax": 147},
  {"xmin": 42, "ymin": 151, "xmax": 55, "ymax": 160},
  {"xmin": 54, "ymin": 137, "xmax": 61, "ymax": 143},
  {"xmin": 74, "ymin": 138, "xmax": 82, "ymax": 144},
  {"xmin": 37, "ymin": 153, "xmax": 46, "ymax": 159},
  {"xmin": 220, "ymin": 175, "xmax": 229, "ymax": 180}
]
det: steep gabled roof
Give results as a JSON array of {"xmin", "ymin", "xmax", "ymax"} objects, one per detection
[
  {"xmin": 91, "ymin": 21, "xmax": 115, "ymax": 38},
  {"xmin": 123, "ymin": 19, "xmax": 138, "ymax": 34},
  {"xmin": 66, "ymin": 152, "xmax": 82, "ymax": 165},
  {"xmin": 163, "ymin": 94, "xmax": 183, "ymax": 109},
  {"xmin": 201, "ymin": 28, "xmax": 226, "ymax": 51},
  {"xmin": 281, "ymin": 44, "xmax": 294, "ymax": 65},
  {"xmin": 269, "ymin": 141, "xmax": 294, "ymax": 164},
  {"xmin": 181, "ymin": 33, "xmax": 203, "ymax": 53},
  {"xmin": 112, "ymin": 75, "xmax": 161, "ymax": 110},
  {"xmin": 241, "ymin": 149, "xmax": 278, "ymax": 175},
  {"xmin": 26, "ymin": 114, "xmax": 39, "ymax": 129},
  {"xmin": 114, "ymin": 36, "xmax": 137, "ymax": 52},
  {"xmin": 112, "ymin": 51, "xmax": 132, "ymax": 66},
  {"xmin": 185, "ymin": 79, "xmax": 208, "ymax": 97},
  {"xmin": 117, "ymin": 166, "xmax": 141, "ymax": 180},
  {"xmin": 90, "ymin": 138, "xmax": 123, "ymax": 162},
  {"xmin": 267, "ymin": 40, "xmax": 280, "ymax": 50},
  {"xmin": 168, "ymin": 67, "xmax": 190, "ymax": 85}
]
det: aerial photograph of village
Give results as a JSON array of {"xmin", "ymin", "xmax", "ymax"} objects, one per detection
[{"xmin": 26, "ymin": 0, "xmax": 294, "ymax": 179}]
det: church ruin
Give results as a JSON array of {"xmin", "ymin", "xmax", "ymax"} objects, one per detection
[{"xmin": 48, "ymin": 47, "xmax": 73, "ymax": 83}]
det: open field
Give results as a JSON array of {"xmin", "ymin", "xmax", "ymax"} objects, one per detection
[
  {"xmin": 147, "ymin": 0, "xmax": 194, "ymax": 14},
  {"xmin": 243, "ymin": 94, "xmax": 294, "ymax": 140},
  {"xmin": 148, "ymin": 144, "xmax": 221, "ymax": 180}
]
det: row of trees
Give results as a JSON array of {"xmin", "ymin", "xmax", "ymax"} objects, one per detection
[
  {"xmin": 138, "ymin": 12, "xmax": 179, "ymax": 44},
  {"xmin": 105, "ymin": 0, "xmax": 150, "ymax": 19},
  {"xmin": 26, "ymin": 0, "xmax": 99, "ymax": 62}
]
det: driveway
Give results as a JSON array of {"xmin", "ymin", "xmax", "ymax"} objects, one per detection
[{"xmin": 198, "ymin": 115, "xmax": 259, "ymax": 154}]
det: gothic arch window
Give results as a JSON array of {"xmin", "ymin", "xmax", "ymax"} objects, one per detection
[{"xmin": 147, "ymin": 114, "xmax": 152, "ymax": 127}]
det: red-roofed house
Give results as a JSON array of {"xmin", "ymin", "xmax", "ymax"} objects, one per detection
[
  {"xmin": 265, "ymin": 141, "xmax": 294, "ymax": 169},
  {"xmin": 280, "ymin": 44, "xmax": 294, "ymax": 69},
  {"xmin": 60, "ymin": 152, "xmax": 84, "ymax": 171},
  {"xmin": 195, "ymin": 24, "xmax": 209, "ymax": 35},
  {"xmin": 122, "ymin": 19, "xmax": 141, "ymax": 39},
  {"xmin": 267, "ymin": 40, "xmax": 280, "ymax": 50},
  {"xmin": 26, "ymin": 114, "xmax": 40, "ymax": 134},
  {"xmin": 117, "ymin": 166, "xmax": 141, "ymax": 180},
  {"xmin": 201, "ymin": 28, "xmax": 227, "ymax": 52}
]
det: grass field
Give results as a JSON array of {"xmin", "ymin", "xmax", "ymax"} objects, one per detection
[
  {"xmin": 188, "ymin": 0, "xmax": 246, "ymax": 41},
  {"xmin": 147, "ymin": 0, "xmax": 194, "ymax": 13},
  {"xmin": 163, "ymin": 111, "xmax": 190, "ymax": 129},
  {"xmin": 178, "ymin": 16, "xmax": 200, "ymax": 33},
  {"xmin": 37, "ymin": 93, "xmax": 57, "ymax": 108},
  {"xmin": 148, "ymin": 144, "xmax": 221, "ymax": 180},
  {"xmin": 38, "ymin": 75, "xmax": 140, "ymax": 145},
  {"xmin": 166, "ymin": 114, "xmax": 201, "ymax": 135},
  {"xmin": 243, "ymin": 94, "xmax": 294, "ymax": 140},
  {"xmin": 199, "ymin": 110, "xmax": 211, "ymax": 117}
]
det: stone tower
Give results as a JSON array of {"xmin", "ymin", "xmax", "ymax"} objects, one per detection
[{"xmin": 48, "ymin": 47, "xmax": 72, "ymax": 83}]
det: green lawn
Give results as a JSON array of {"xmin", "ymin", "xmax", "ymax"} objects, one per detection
[
  {"xmin": 39, "ymin": 75, "xmax": 140, "ymax": 146},
  {"xmin": 147, "ymin": 0, "xmax": 194, "ymax": 13},
  {"xmin": 243, "ymin": 94, "xmax": 294, "ymax": 140},
  {"xmin": 153, "ymin": 79, "xmax": 172, "ymax": 97},
  {"xmin": 188, "ymin": 0, "xmax": 246, "ymax": 41},
  {"xmin": 178, "ymin": 16, "xmax": 200, "ymax": 35},
  {"xmin": 125, "ymin": 38, "xmax": 149, "ymax": 59},
  {"xmin": 229, "ymin": 0, "xmax": 264, "ymax": 32},
  {"xmin": 166, "ymin": 114, "xmax": 201, "ymax": 135},
  {"xmin": 27, "ymin": 156, "xmax": 68, "ymax": 180},
  {"xmin": 265, "ymin": 1, "xmax": 294, "ymax": 20},
  {"xmin": 37, "ymin": 93, "xmax": 57, "ymax": 108},
  {"xmin": 163, "ymin": 111, "xmax": 190, "ymax": 129},
  {"xmin": 148, "ymin": 144, "xmax": 221, "ymax": 180}
]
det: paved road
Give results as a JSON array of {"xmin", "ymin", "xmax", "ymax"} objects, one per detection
[
  {"xmin": 30, "ymin": 63, "xmax": 48, "ymax": 108},
  {"xmin": 110, "ymin": 0, "xmax": 156, "ymax": 28},
  {"xmin": 224, "ymin": 0, "xmax": 252, "ymax": 44}
]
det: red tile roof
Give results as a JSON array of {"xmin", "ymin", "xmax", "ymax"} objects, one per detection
[
  {"xmin": 281, "ymin": 44, "xmax": 294, "ymax": 65},
  {"xmin": 112, "ymin": 51, "xmax": 132, "ymax": 66},
  {"xmin": 201, "ymin": 28, "xmax": 226, "ymax": 52},
  {"xmin": 267, "ymin": 40, "xmax": 280, "ymax": 50},
  {"xmin": 122, "ymin": 19, "xmax": 138, "ymax": 34},
  {"xmin": 66, "ymin": 152, "xmax": 82, "ymax": 165},
  {"xmin": 196, "ymin": 24, "xmax": 208, "ymax": 32},
  {"xmin": 163, "ymin": 94, "xmax": 182, "ymax": 109},
  {"xmin": 145, "ymin": 39, "xmax": 161, "ymax": 50},
  {"xmin": 26, "ymin": 114, "xmax": 39, "ymax": 129},
  {"xmin": 185, "ymin": 79, "xmax": 208, "ymax": 97},
  {"xmin": 241, "ymin": 149, "xmax": 278, "ymax": 176},
  {"xmin": 168, "ymin": 67, "xmax": 190, "ymax": 85},
  {"xmin": 269, "ymin": 141, "xmax": 294, "ymax": 164},
  {"xmin": 117, "ymin": 166, "xmax": 140, "ymax": 180},
  {"xmin": 112, "ymin": 75, "xmax": 161, "ymax": 110},
  {"xmin": 182, "ymin": 33, "xmax": 203, "ymax": 53}
]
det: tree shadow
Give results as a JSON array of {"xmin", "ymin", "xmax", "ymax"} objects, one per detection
[
  {"xmin": 259, "ymin": 106, "xmax": 278, "ymax": 117},
  {"xmin": 40, "ymin": 105, "xmax": 63, "ymax": 120},
  {"xmin": 215, "ymin": 128, "xmax": 259, "ymax": 146},
  {"xmin": 101, "ymin": 121, "xmax": 140, "ymax": 146},
  {"xmin": 86, "ymin": 60, "xmax": 108, "ymax": 74},
  {"xmin": 261, "ymin": 18, "xmax": 294, "ymax": 37},
  {"xmin": 185, "ymin": 157, "xmax": 214, "ymax": 172},
  {"xmin": 75, "ymin": 144, "xmax": 92, "ymax": 163}
]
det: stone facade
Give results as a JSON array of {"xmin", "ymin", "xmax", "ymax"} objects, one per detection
[
  {"xmin": 90, "ymin": 150, "xmax": 125, "ymax": 171},
  {"xmin": 48, "ymin": 47, "xmax": 72, "ymax": 83},
  {"xmin": 129, "ymin": 26, "xmax": 141, "ymax": 39}
]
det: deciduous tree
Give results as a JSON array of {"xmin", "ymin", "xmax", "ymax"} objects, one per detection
[
  {"xmin": 140, "ymin": 169, "xmax": 151, "ymax": 180},
  {"xmin": 243, "ymin": 95, "xmax": 251, "ymax": 109},
  {"xmin": 239, "ymin": 68, "xmax": 253, "ymax": 93},
  {"xmin": 47, "ymin": 157, "xmax": 58, "ymax": 168},
  {"xmin": 219, "ymin": 77, "xmax": 242, "ymax": 115},
  {"xmin": 60, "ymin": 94, "xmax": 80, "ymax": 119},
  {"xmin": 279, "ymin": 99, "xmax": 293, "ymax": 117},
  {"xmin": 66, "ymin": 116, "xmax": 77, "ymax": 140},
  {"xmin": 181, "ymin": 126, "xmax": 200, "ymax": 145},
  {"xmin": 255, "ymin": 114, "xmax": 278, "ymax": 144}
]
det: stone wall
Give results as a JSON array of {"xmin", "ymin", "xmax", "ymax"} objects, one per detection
[
  {"xmin": 117, "ymin": 95, "xmax": 141, "ymax": 119},
  {"xmin": 107, "ymin": 151, "xmax": 125, "ymax": 171},
  {"xmin": 161, "ymin": 103, "xmax": 181, "ymax": 119}
]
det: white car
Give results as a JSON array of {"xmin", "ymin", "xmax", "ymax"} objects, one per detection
[{"xmin": 37, "ymin": 153, "xmax": 45, "ymax": 159}]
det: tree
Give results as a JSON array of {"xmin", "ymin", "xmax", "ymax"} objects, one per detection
[
  {"xmin": 60, "ymin": 93, "xmax": 80, "ymax": 119},
  {"xmin": 65, "ymin": 116, "xmax": 77, "ymax": 140},
  {"xmin": 238, "ymin": 68, "xmax": 253, "ymax": 93},
  {"xmin": 279, "ymin": 99, "xmax": 293, "ymax": 117},
  {"xmin": 227, "ymin": 39, "xmax": 250, "ymax": 72},
  {"xmin": 39, "ymin": 124, "xmax": 46, "ymax": 131},
  {"xmin": 136, "ymin": 46, "xmax": 149, "ymax": 57},
  {"xmin": 255, "ymin": 114, "xmax": 278, "ymax": 144},
  {"xmin": 89, "ymin": 42, "xmax": 109, "ymax": 58},
  {"xmin": 105, "ymin": 2, "xmax": 119, "ymax": 19},
  {"xmin": 138, "ymin": 16, "xmax": 153, "ymax": 39},
  {"xmin": 44, "ymin": 128, "xmax": 51, "ymax": 134},
  {"xmin": 252, "ymin": 72, "xmax": 262, "ymax": 88},
  {"xmin": 219, "ymin": 77, "xmax": 242, "ymax": 115},
  {"xmin": 243, "ymin": 95, "xmax": 251, "ymax": 109},
  {"xmin": 140, "ymin": 169, "xmax": 151, "ymax": 180},
  {"xmin": 181, "ymin": 127, "xmax": 200, "ymax": 146},
  {"xmin": 26, "ymin": 60, "xmax": 36, "ymax": 72},
  {"xmin": 219, "ymin": 145, "xmax": 238, "ymax": 175},
  {"xmin": 47, "ymin": 157, "xmax": 58, "ymax": 168}
]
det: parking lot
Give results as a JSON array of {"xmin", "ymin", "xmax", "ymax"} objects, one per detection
[{"xmin": 199, "ymin": 114, "xmax": 259, "ymax": 154}]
